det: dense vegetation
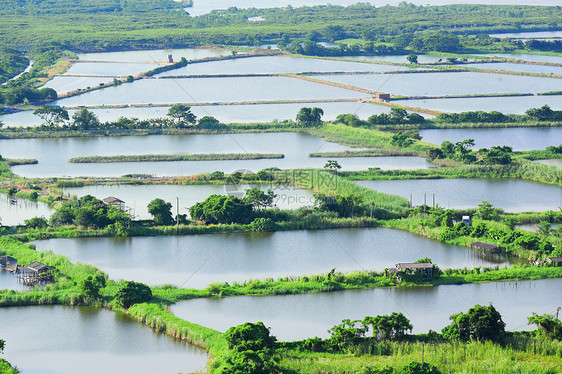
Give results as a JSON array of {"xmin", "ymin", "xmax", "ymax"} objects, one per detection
[
  {"xmin": 0, "ymin": 1, "xmax": 560, "ymax": 52},
  {"xmin": 0, "ymin": 46, "xmax": 29, "ymax": 84}
]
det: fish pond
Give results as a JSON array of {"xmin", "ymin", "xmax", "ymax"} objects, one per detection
[
  {"xmin": 34, "ymin": 228, "xmax": 518, "ymax": 288},
  {"xmin": 356, "ymin": 179, "xmax": 562, "ymax": 212},
  {"xmin": 171, "ymin": 278, "xmax": 560, "ymax": 341},
  {"xmin": 0, "ymin": 305, "xmax": 207, "ymax": 374}
]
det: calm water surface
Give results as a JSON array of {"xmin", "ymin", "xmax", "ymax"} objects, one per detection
[
  {"xmin": 64, "ymin": 62, "xmax": 158, "ymax": 77},
  {"xmin": 475, "ymin": 53, "xmax": 562, "ymax": 64},
  {"xmin": 401, "ymin": 95, "xmax": 562, "ymax": 114},
  {"xmin": 53, "ymin": 76, "xmax": 370, "ymax": 106},
  {"xmin": 159, "ymin": 55, "xmax": 413, "ymax": 76},
  {"xmin": 0, "ymin": 194, "xmax": 54, "ymax": 226},
  {"xmin": 1, "ymin": 133, "xmax": 434, "ymax": 177},
  {"xmin": 314, "ymin": 72, "xmax": 562, "ymax": 96},
  {"xmin": 537, "ymin": 159, "xmax": 562, "ymax": 169},
  {"xmin": 63, "ymin": 184, "xmax": 315, "ymax": 219},
  {"xmin": 488, "ymin": 31, "xmax": 562, "ymax": 39},
  {"xmin": 45, "ymin": 76, "xmax": 114, "ymax": 94},
  {"xmin": 33, "ymin": 228, "xmax": 512, "ymax": 288},
  {"xmin": 356, "ymin": 179, "xmax": 562, "ymax": 212},
  {"xmin": 76, "ymin": 48, "xmax": 230, "ymax": 62},
  {"xmin": 419, "ymin": 127, "xmax": 562, "ymax": 151},
  {"xmin": 0, "ymin": 271, "xmax": 29, "ymax": 291},
  {"xmin": 468, "ymin": 62, "xmax": 562, "ymax": 75},
  {"xmin": 0, "ymin": 305, "xmax": 207, "ymax": 374},
  {"xmin": 171, "ymin": 278, "xmax": 561, "ymax": 340},
  {"xmin": 0, "ymin": 101, "xmax": 395, "ymax": 127}
]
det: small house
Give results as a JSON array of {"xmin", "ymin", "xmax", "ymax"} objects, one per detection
[
  {"xmin": 545, "ymin": 257, "xmax": 562, "ymax": 267},
  {"xmin": 102, "ymin": 196, "xmax": 125, "ymax": 210},
  {"xmin": 470, "ymin": 241, "xmax": 502, "ymax": 254},
  {"xmin": 17, "ymin": 262, "xmax": 56, "ymax": 284},
  {"xmin": 462, "ymin": 216, "xmax": 471, "ymax": 226},
  {"xmin": 167, "ymin": 54, "xmax": 174, "ymax": 63},
  {"xmin": 389, "ymin": 262, "xmax": 434, "ymax": 281},
  {"xmin": 374, "ymin": 93, "xmax": 391, "ymax": 101}
]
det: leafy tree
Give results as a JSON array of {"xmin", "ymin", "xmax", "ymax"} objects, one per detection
[
  {"xmin": 189, "ymin": 194, "xmax": 253, "ymax": 224},
  {"xmin": 315, "ymin": 194, "xmax": 362, "ymax": 218},
  {"xmin": 197, "ymin": 115, "xmax": 223, "ymax": 130},
  {"xmin": 115, "ymin": 281, "xmax": 152, "ymax": 309},
  {"xmin": 79, "ymin": 274, "xmax": 106, "ymax": 300},
  {"xmin": 407, "ymin": 53, "xmax": 418, "ymax": 64},
  {"xmin": 24, "ymin": 216, "xmax": 48, "ymax": 228},
  {"xmin": 147, "ymin": 198, "xmax": 174, "ymax": 225},
  {"xmin": 477, "ymin": 201, "xmax": 496, "ymax": 220},
  {"xmin": 0, "ymin": 339, "xmax": 4, "ymax": 354},
  {"xmin": 442, "ymin": 304, "xmax": 505, "ymax": 342},
  {"xmin": 526, "ymin": 105, "xmax": 554, "ymax": 121},
  {"xmin": 528, "ymin": 313, "xmax": 562, "ymax": 340},
  {"xmin": 363, "ymin": 312, "xmax": 412, "ymax": 341},
  {"xmin": 72, "ymin": 108, "xmax": 100, "ymax": 130},
  {"xmin": 390, "ymin": 107, "xmax": 408, "ymax": 123},
  {"xmin": 221, "ymin": 349, "xmax": 281, "ymax": 374},
  {"xmin": 33, "ymin": 105, "xmax": 69, "ymax": 126},
  {"xmin": 537, "ymin": 221, "xmax": 551, "ymax": 236},
  {"xmin": 242, "ymin": 188, "xmax": 277, "ymax": 210},
  {"xmin": 167, "ymin": 104, "xmax": 196, "ymax": 127},
  {"xmin": 392, "ymin": 131, "xmax": 414, "ymax": 147},
  {"xmin": 249, "ymin": 217, "xmax": 276, "ymax": 232},
  {"xmin": 324, "ymin": 160, "xmax": 341, "ymax": 172},
  {"xmin": 328, "ymin": 319, "xmax": 367, "ymax": 348},
  {"xmin": 481, "ymin": 146, "xmax": 512, "ymax": 165},
  {"xmin": 225, "ymin": 322, "xmax": 276, "ymax": 352},
  {"xmin": 296, "ymin": 107, "xmax": 324, "ymax": 127},
  {"xmin": 401, "ymin": 361, "xmax": 441, "ymax": 374}
]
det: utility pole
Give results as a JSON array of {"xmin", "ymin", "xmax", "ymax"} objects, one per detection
[
  {"xmin": 176, "ymin": 197, "xmax": 179, "ymax": 227},
  {"xmin": 424, "ymin": 193, "xmax": 426, "ymax": 206},
  {"xmin": 556, "ymin": 306, "xmax": 561, "ymax": 319},
  {"xmin": 433, "ymin": 194, "xmax": 435, "ymax": 208}
]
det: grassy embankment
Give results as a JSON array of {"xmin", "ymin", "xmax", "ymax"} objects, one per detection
[
  {"xmin": 67, "ymin": 153, "xmax": 285, "ymax": 163},
  {"xmin": 2, "ymin": 233, "xmax": 562, "ymax": 372}
]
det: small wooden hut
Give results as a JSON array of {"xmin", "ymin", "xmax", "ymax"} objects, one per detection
[
  {"xmin": 102, "ymin": 196, "xmax": 125, "ymax": 210},
  {"xmin": 17, "ymin": 262, "xmax": 55, "ymax": 284},
  {"xmin": 387, "ymin": 262, "xmax": 434, "ymax": 281},
  {"xmin": 0, "ymin": 256, "xmax": 18, "ymax": 273},
  {"xmin": 470, "ymin": 241, "xmax": 502, "ymax": 254}
]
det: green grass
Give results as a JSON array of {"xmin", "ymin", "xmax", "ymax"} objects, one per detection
[
  {"xmin": 68, "ymin": 153, "xmax": 284, "ymax": 163},
  {"xmin": 308, "ymin": 123, "xmax": 433, "ymax": 154},
  {"xmin": 277, "ymin": 340, "xmax": 562, "ymax": 374},
  {"xmin": 0, "ymin": 359, "xmax": 19, "ymax": 374}
]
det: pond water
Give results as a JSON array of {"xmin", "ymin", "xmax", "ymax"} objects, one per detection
[
  {"xmin": 160, "ymin": 55, "xmax": 414, "ymax": 76},
  {"xmin": 76, "ymin": 48, "xmax": 230, "ymax": 62},
  {"xmin": 64, "ymin": 62, "xmax": 159, "ymax": 77},
  {"xmin": 0, "ymin": 101, "xmax": 393, "ymax": 127},
  {"xmin": 356, "ymin": 179, "xmax": 562, "ymax": 212},
  {"xmin": 517, "ymin": 223, "xmax": 559, "ymax": 232},
  {"xmin": 62, "ymin": 183, "xmax": 315, "ymax": 219},
  {"xmin": 344, "ymin": 55, "xmax": 447, "ymax": 64},
  {"xmin": 171, "ymin": 278, "xmax": 560, "ymax": 341},
  {"xmin": 52, "ymin": 76, "xmax": 370, "ymax": 106},
  {"xmin": 45, "ymin": 76, "xmax": 114, "ymax": 94},
  {"xmin": 186, "ymin": 0, "xmax": 561, "ymax": 16},
  {"xmin": 468, "ymin": 62, "xmax": 562, "ymax": 75},
  {"xmin": 33, "ymin": 228, "xmax": 512, "ymax": 288},
  {"xmin": 400, "ymin": 95, "xmax": 562, "ymax": 114},
  {"xmin": 0, "ymin": 305, "xmax": 207, "ymax": 374},
  {"xmin": 488, "ymin": 31, "xmax": 562, "ymax": 39},
  {"xmin": 536, "ymin": 159, "xmax": 562, "ymax": 169},
  {"xmin": 313, "ymin": 72, "xmax": 562, "ymax": 96},
  {"xmin": 0, "ymin": 271, "xmax": 29, "ymax": 291},
  {"xmin": 418, "ymin": 126, "xmax": 562, "ymax": 151},
  {"xmin": 0, "ymin": 193, "xmax": 54, "ymax": 226},
  {"xmin": 475, "ymin": 53, "xmax": 562, "ymax": 64},
  {"xmin": 1, "ymin": 132, "xmax": 434, "ymax": 178}
]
